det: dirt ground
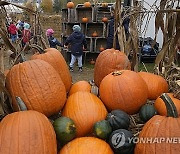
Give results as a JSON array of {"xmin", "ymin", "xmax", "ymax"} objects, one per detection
[{"xmin": 70, "ymin": 66, "xmax": 94, "ymax": 83}]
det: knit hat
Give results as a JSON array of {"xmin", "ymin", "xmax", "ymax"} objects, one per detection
[
  {"xmin": 46, "ymin": 28, "xmax": 54, "ymax": 36},
  {"xmin": 24, "ymin": 23, "xmax": 30, "ymax": 30},
  {"xmin": 72, "ymin": 25, "xmax": 81, "ymax": 32}
]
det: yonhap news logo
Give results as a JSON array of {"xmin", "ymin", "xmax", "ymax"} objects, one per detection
[{"xmin": 111, "ymin": 132, "xmax": 180, "ymax": 148}]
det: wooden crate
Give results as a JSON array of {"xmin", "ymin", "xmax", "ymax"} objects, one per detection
[
  {"xmin": 62, "ymin": 23, "xmax": 80, "ymax": 36},
  {"xmin": 62, "ymin": 9, "xmax": 68, "ymax": 22},
  {"xmin": 76, "ymin": 6, "xmax": 94, "ymax": 23},
  {"xmin": 85, "ymin": 37, "xmax": 92, "ymax": 52},
  {"xmin": 62, "ymin": 23, "xmax": 87, "ymax": 36},
  {"xmin": 94, "ymin": 38, "xmax": 107, "ymax": 53},
  {"xmin": 96, "ymin": 7, "xmax": 111, "ymax": 22},
  {"xmin": 86, "ymin": 23, "xmax": 104, "ymax": 37},
  {"xmin": 62, "ymin": 8, "xmax": 76, "ymax": 23},
  {"xmin": 91, "ymin": 38, "xmax": 96, "ymax": 53}
]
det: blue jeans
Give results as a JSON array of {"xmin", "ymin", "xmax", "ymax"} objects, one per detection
[
  {"xmin": 70, "ymin": 54, "xmax": 82, "ymax": 68},
  {"xmin": 11, "ymin": 34, "xmax": 17, "ymax": 43}
]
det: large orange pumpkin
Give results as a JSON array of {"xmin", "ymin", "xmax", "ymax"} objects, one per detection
[
  {"xmin": 67, "ymin": 2, "xmax": 74, "ymax": 8},
  {"xmin": 31, "ymin": 48, "xmax": 72, "ymax": 92},
  {"xmin": 6, "ymin": 59, "xmax": 66, "ymax": 117},
  {"xmin": 135, "ymin": 93, "xmax": 180, "ymax": 154},
  {"xmin": 94, "ymin": 48, "xmax": 131, "ymax": 87},
  {"xmin": 138, "ymin": 72, "xmax": 168, "ymax": 100},
  {"xmin": 99, "ymin": 70, "xmax": 148, "ymax": 114},
  {"xmin": 69, "ymin": 81, "xmax": 91, "ymax": 96},
  {"xmin": 62, "ymin": 91, "xmax": 107, "ymax": 137},
  {"xmin": 154, "ymin": 93, "xmax": 180, "ymax": 116},
  {"xmin": 0, "ymin": 110, "xmax": 57, "ymax": 154},
  {"xmin": 59, "ymin": 137, "xmax": 113, "ymax": 154}
]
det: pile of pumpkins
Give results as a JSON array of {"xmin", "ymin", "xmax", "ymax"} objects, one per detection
[{"xmin": 1, "ymin": 47, "xmax": 180, "ymax": 154}]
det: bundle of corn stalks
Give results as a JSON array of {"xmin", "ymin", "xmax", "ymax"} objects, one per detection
[{"xmin": 154, "ymin": 0, "xmax": 180, "ymax": 99}]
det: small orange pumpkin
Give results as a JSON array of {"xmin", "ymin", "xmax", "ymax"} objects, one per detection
[
  {"xmin": 82, "ymin": 17, "xmax": 88, "ymax": 23},
  {"xmin": 90, "ymin": 59, "xmax": 95, "ymax": 65},
  {"xmin": 99, "ymin": 45, "xmax": 105, "ymax": 52},
  {"xmin": 102, "ymin": 17, "xmax": 108, "ymax": 22},
  {"xmin": 84, "ymin": 2, "xmax": 91, "ymax": 7},
  {"xmin": 67, "ymin": 2, "xmax": 75, "ymax": 8},
  {"xmin": 92, "ymin": 31, "xmax": 98, "ymax": 37},
  {"xmin": 101, "ymin": 2, "xmax": 108, "ymax": 7},
  {"xmin": 154, "ymin": 93, "xmax": 180, "ymax": 116},
  {"xmin": 138, "ymin": 72, "xmax": 169, "ymax": 100},
  {"xmin": 62, "ymin": 91, "xmax": 107, "ymax": 137},
  {"xmin": 69, "ymin": 81, "xmax": 91, "ymax": 96},
  {"xmin": 59, "ymin": 137, "xmax": 113, "ymax": 154}
]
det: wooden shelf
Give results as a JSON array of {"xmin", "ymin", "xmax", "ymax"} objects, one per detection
[{"xmin": 61, "ymin": 3, "xmax": 114, "ymax": 54}]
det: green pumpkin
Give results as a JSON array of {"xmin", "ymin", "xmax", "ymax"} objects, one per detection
[
  {"xmin": 53, "ymin": 116, "xmax": 76, "ymax": 144},
  {"xmin": 106, "ymin": 109, "xmax": 130, "ymax": 130},
  {"xmin": 109, "ymin": 129, "xmax": 135, "ymax": 154},
  {"xmin": 93, "ymin": 120, "xmax": 112, "ymax": 140},
  {"xmin": 139, "ymin": 104, "xmax": 157, "ymax": 122}
]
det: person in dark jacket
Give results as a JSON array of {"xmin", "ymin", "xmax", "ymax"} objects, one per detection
[
  {"xmin": 107, "ymin": 16, "xmax": 120, "ymax": 50},
  {"xmin": 107, "ymin": 5, "xmax": 130, "ymax": 50},
  {"xmin": 107, "ymin": 5, "xmax": 120, "ymax": 50},
  {"xmin": 46, "ymin": 28, "xmax": 63, "ymax": 49},
  {"xmin": 65, "ymin": 25, "xmax": 87, "ymax": 72}
]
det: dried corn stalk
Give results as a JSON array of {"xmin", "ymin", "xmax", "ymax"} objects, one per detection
[{"xmin": 154, "ymin": 0, "xmax": 180, "ymax": 98}]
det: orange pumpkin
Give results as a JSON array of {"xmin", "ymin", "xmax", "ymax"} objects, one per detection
[
  {"xmin": 138, "ymin": 72, "xmax": 168, "ymax": 100},
  {"xmin": 69, "ymin": 81, "xmax": 91, "ymax": 96},
  {"xmin": 92, "ymin": 31, "xmax": 98, "ymax": 37},
  {"xmin": 84, "ymin": 2, "xmax": 91, "ymax": 7},
  {"xmin": 90, "ymin": 59, "xmax": 95, "ymax": 65},
  {"xmin": 82, "ymin": 17, "xmax": 88, "ymax": 23},
  {"xmin": 99, "ymin": 70, "xmax": 148, "ymax": 114},
  {"xmin": 6, "ymin": 59, "xmax": 66, "ymax": 117},
  {"xmin": 0, "ymin": 110, "xmax": 57, "ymax": 154},
  {"xmin": 102, "ymin": 17, "xmax": 108, "ymax": 22},
  {"xmin": 101, "ymin": 2, "xmax": 108, "ymax": 7},
  {"xmin": 59, "ymin": 137, "xmax": 113, "ymax": 154},
  {"xmin": 94, "ymin": 48, "xmax": 131, "ymax": 87},
  {"xmin": 135, "ymin": 93, "xmax": 180, "ymax": 154},
  {"xmin": 99, "ymin": 45, "xmax": 105, "ymax": 52},
  {"xmin": 154, "ymin": 93, "xmax": 180, "ymax": 116},
  {"xmin": 62, "ymin": 91, "xmax": 107, "ymax": 137},
  {"xmin": 67, "ymin": 2, "xmax": 74, "ymax": 8},
  {"xmin": 31, "ymin": 48, "xmax": 72, "ymax": 92}
]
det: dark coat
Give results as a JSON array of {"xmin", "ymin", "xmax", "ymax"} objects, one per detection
[
  {"xmin": 65, "ymin": 31, "xmax": 87, "ymax": 56},
  {"xmin": 48, "ymin": 36, "xmax": 63, "ymax": 49},
  {"xmin": 107, "ymin": 15, "xmax": 130, "ymax": 50},
  {"xmin": 106, "ymin": 17, "xmax": 120, "ymax": 50}
]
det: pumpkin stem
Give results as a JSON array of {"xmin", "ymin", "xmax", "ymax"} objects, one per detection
[
  {"xmin": 160, "ymin": 93, "xmax": 178, "ymax": 118},
  {"xmin": 15, "ymin": 96, "xmax": 27, "ymax": 111},
  {"xmin": 112, "ymin": 71, "xmax": 123, "ymax": 76}
]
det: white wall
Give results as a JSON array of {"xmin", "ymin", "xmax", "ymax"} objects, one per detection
[{"xmin": 142, "ymin": 0, "xmax": 163, "ymax": 47}]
